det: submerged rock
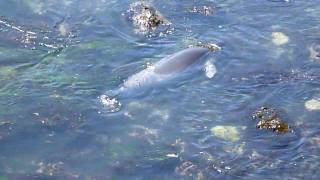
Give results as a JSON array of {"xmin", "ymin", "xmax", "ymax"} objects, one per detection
[
  {"xmin": 271, "ymin": 32, "xmax": 289, "ymax": 46},
  {"xmin": 175, "ymin": 161, "xmax": 203, "ymax": 179},
  {"xmin": 58, "ymin": 22, "xmax": 71, "ymax": 37},
  {"xmin": 252, "ymin": 107, "xmax": 289, "ymax": 133},
  {"xmin": 36, "ymin": 161, "xmax": 64, "ymax": 176},
  {"xmin": 223, "ymin": 142, "xmax": 246, "ymax": 155},
  {"xmin": 128, "ymin": 125, "xmax": 159, "ymax": 145},
  {"xmin": 305, "ymin": 99, "xmax": 320, "ymax": 111},
  {"xmin": 0, "ymin": 16, "xmax": 65, "ymax": 50},
  {"xmin": 308, "ymin": 43, "xmax": 320, "ymax": 61},
  {"xmin": 0, "ymin": 121, "xmax": 13, "ymax": 140},
  {"xmin": 210, "ymin": 125, "xmax": 246, "ymax": 142},
  {"xmin": 127, "ymin": 1, "xmax": 171, "ymax": 34},
  {"xmin": 0, "ymin": 66, "xmax": 16, "ymax": 81},
  {"xmin": 188, "ymin": 6, "xmax": 213, "ymax": 16}
]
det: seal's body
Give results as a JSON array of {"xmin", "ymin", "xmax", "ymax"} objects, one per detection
[{"xmin": 112, "ymin": 47, "xmax": 210, "ymax": 97}]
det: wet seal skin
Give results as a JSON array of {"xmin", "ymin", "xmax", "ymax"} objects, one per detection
[
  {"xmin": 99, "ymin": 46, "xmax": 217, "ymax": 112},
  {"xmin": 252, "ymin": 107, "xmax": 289, "ymax": 133},
  {"xmin": 153, "ymin": 47, "xmax": 209, "ymax": 74},
  {"xmin": 121, "ymin": 47, "xmax": 210, "ymax": 91}
]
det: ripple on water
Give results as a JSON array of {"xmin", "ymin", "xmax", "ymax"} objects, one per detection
[{"xmin": 1, "ymin": 0, "xmax": 320, "ymax": 179}]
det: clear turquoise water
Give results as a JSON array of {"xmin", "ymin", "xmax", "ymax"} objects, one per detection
[{"xmin": 1, "ymin": 0, "xmax": 320, "ymax": 179}]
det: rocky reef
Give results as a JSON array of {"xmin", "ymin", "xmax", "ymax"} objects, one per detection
[
  {"xmin": 188, "ymin": 6, "xmax": 213, "ymax": 16},
  {"xmin": 252, "ymin": 107, "xmax": 289, "ymax": 133},
  {"xmin": 126, "ymin": 1, "xmax": 171, "ymax": 34}
]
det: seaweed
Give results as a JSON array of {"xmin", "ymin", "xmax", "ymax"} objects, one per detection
[
  {"xmin": 210, "ymin": 125, "xmax": 245, "ymax": 142},
  {"xmin": 127, "ymin": 1, "xmax": 171, "ymax": 34},
  {"xmin": 252, "ymin": 107, "xmax": 289, "ymax": 133}
]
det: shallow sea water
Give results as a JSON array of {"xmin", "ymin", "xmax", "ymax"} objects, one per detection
[{"xmin": 1, "ymin": 0, "xmax": 320, "ymax": 179}]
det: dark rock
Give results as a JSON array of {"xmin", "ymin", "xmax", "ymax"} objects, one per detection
[
  {"xmin": 188, "ymin": 6, "xmax": 213, "ymax": 16},
  {"xmin": 127, "ymin": 1, "xmax": 171, "ymax": 34},
  {"xmin": 252, "ymin": 107, "xmax": 289, "ymax": 133}
]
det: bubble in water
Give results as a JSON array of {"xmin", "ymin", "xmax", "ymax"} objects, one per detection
[
  {"xmin": 99, "ymin": 95, "xmax": 122, "ymax": 112},
  {"xmin": 204, "ymin": 60, "xmax": 217, "ymax": 79}
]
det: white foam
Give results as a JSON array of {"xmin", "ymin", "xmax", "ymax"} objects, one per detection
[
  {"xmin": 99, "ymin": 95, "xmax": 121, "ymax": 112},
  {"xmin": 204, "ymin": 60, "xmax": 217, "ymax": 79}
]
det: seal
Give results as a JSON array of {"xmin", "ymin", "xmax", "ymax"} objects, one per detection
[
  {"xmin": 116, "ymin": 47, "xmax": 210, "ymax": 96},
  {"xmin": 100, "ymin": 47, "xmax": 213, "ymax": 112}
]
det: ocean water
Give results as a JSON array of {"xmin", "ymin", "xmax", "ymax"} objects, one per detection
[{"xmin": 1, "ymin": 0, "xmax": 320, "ymax": 179}]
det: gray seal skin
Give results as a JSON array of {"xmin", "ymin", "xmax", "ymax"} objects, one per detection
[
  {"xmin": 111, "ymin": 47, "xmax": 210, "ymax": 97},
  {"xmin": 154, "ymin": 47, "xmax": 210, "ymax": 74}
]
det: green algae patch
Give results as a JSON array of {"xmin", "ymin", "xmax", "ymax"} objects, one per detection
[
  {"xmin": 0, "ymin": 66, "xmax": 16, "ymax": 80},
  {"xmin": 40, "ymin": 47, "xmax": 65, "ymax": 65},
  {"xmin": 0, "ymin": 176, "xmax": 9, "ymax": 180},
  {"xmin": 106, "ymin": 143, "xmax": 139, "ymax": 160},
  {"xmin": 305, "ymin": 99, "xmax": 320, "ymax": 111},
  {"xmin": 78, "ymin": 40, "xmax": 107, "ymax": 50},
  {"xmin": 210, "ymin": 125, "xmax": 245, "ymax": 142},
  {"xmin": 31, "ymin": 70, "xmax": 88, "ymax": 87},
  {"xmin": 271, "ymin": 32, "xmax": 289, "ymax": 46},
  {"xmin": 0, "ymin": 46, "xmax": 43, "ymax": 60},
  {"xmin": 308, "ymin": 43, "xmax": 320, "ymax": 61},
  {"xmin": 22, "ymin": 0, "xmax": 45, "ymax": 14},
  {"xmin": 40, "ymin": 54, "xmax": 66, "ymax": 65},
  {"xmin": 78, "ymin": 38, "xmax": 132, "ymax": 54},
  {"xmin": 223, "ymin": 142, "xmax": 246, "ymax": 155}
]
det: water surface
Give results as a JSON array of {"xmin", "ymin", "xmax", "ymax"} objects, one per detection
[{"xmin": 1, "ymin": 0, "xmax": 320, "ymax": 179}]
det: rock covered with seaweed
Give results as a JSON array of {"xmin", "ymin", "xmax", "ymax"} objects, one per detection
[
  {"xmin": 187, "ymin": 6, "xmax": 214, "ymax": 16},
  {"xmin": 125, "ymin": 1, "xmax": 172, "ymax": 35},
  {"xmin": 252, "ymin": 107, "xmax": 289, "ymax": 133}
]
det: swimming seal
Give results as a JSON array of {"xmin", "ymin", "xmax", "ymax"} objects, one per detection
[
  {"xmin": 107, "ymin": 47, "xmax": 210, "ymax": 98},
  {"xmin": 100, "ymin": 47, "xmax": 212, "ymax": 112}
]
